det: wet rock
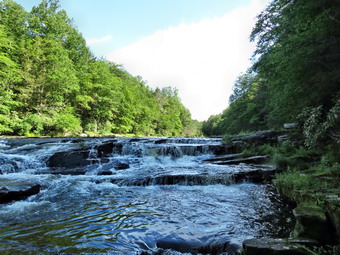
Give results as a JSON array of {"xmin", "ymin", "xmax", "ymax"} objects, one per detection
[
  {"xmin": 155, "ymin": 139, "xmax": 168, "ymax": 144},
  {"xmin": 48, "ymin": 150, "xmax": 90, "ymax": 168},
  {"xmin": 98, "ymin": 170, "xmax": 113, "ymax": 175},
  {"xmin": 114, "ymin": 161, "xmax": 129, "ymax": 170},
  {"xmin": 49, "ymin": 167, "xmax": 87, "ymax": 175},
  {"xmin": 213, "ymin": 155, "xmax": 269, "ymax": 165},
  {"xmin": 199, "ymin": 242, "xmax": 240, "ymax": 254},
  {"xmin": 115, "ymin": 174, "xmax": 222, "ymax": 186},
  {"xmin": 156, "ymin": 237, "xmax": 239, "ymax": 254},
  {"xmin": 115, "ymin": 167, "xmax": 277, "ymax": 186},
  {"xmin": 204, "ymin": 153, "xmax": 243, "ymax": 162},
  {"xmin": 292, "ymin": 204, "xmax": 337, "ymax": 244},
  {"xmin": 97, "ymin": 140, "xmax": 117, "ymax": 157},
  {"xmin": 242, "ymin": 238, "xmax": 315, "ymax": 255},
  {"xmin": 208, "ymin": 144, "xmax": 234, "ymax": 155},
  {"xmin": 284, "ymin": 123, "xmax": 298, "ymax": 129},
  {"xmin": 233, "ymin": 167, "xmax": 277, "ymax": 184},
  {"xmin": 0, "ymin": 184, "xmax": 41, "ymax": 204}
]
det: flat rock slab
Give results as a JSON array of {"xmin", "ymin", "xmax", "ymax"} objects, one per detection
[
  {"xmin": 203, "ymin": 153, "xmax": 243, "ymax": 162},
  {"xmin": 242, "ymin": 238, "xmax": 316, "ymax": 255},
  {"xmin": 0, "ymin": 184, "xmax": 41, "ymax": 204},
  {"xmin": 211, "ymin": 155, "xmax": 269, "ymax": 165}
]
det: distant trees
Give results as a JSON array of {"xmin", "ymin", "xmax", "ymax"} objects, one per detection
[
  {"xmin": 203, "ymin": 0, "xmax": 340, "ymax": 144},
  {"xmin": 0, "ymin": 0, "xmax": 200, "ymax": 136}
]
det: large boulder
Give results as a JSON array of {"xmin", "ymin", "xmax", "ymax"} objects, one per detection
[{"xmin": 0, "ymin": 184, "xmax": 41, "ymax": 204}]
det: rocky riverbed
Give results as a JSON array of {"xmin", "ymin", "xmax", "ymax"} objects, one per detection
[{"xmin": 0, "ymin": 137, "xmax": 295, "ymax": 254}]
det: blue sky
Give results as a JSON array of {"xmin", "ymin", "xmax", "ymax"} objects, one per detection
[
  {"xmin": 17, "ymin": 0, "xmax": 251, "ymax": 56},
  {"xmin": 16, "ymin": 0, "xmax": 269, "ymax": 121}
]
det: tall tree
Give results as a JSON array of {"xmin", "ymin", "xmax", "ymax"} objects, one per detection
[
  {"xmin": 250, "ymin": 0, "xmax": 340, "ymax": 127},
  {"xmin": 0, "ymin": 24, "xmax": 21, "ymax": 133}
]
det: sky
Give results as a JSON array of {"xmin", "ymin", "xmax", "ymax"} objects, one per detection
[{"xmin": 16, "ymin": 0, "xmax": 270, "ymax": 121}]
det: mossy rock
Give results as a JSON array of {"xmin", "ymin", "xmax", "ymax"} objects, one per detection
[
  {"xmin": 292, "ymin": 204, "xmax": 337, "ymax": 244},
  {"xmin": 324, "ymin": 195, "xmax": 340, "ymax": 243}
]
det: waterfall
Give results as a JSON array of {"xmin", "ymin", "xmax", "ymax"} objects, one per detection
[{"xmin": 0, "ymin": 137, "xmax": 294, "ymax": 255}]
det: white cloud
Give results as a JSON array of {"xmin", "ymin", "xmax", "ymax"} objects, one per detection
[
  {"xmin": 87, "ymin": 35, "xmax": 113, "ymax": 46},
  {"xmin": 107, "ymin": 0, "xmax": 268, "ymax": 121}
]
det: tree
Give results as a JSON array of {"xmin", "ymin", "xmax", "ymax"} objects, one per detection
[
  {"xmin": 0, "ymin": 0, "xmax": 196, "ymax": 136},
  {"xmin": 0, "ymin": 24, "xmax": 21, "ymax": 133},
  {"xmin": 250, "ymin": 0, "xmax": 340, "ymax": 127}
]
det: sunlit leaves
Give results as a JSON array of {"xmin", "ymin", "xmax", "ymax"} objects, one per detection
[{"xmin": 0, "ymin": 0, "xmax": 197, "ymax": 136}]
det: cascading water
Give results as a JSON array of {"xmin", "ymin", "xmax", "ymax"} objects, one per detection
[{"xmin": 0, "ymin": 137, "xmax": 294, "ymax": 254}]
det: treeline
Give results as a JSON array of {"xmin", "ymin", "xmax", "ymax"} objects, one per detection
[
  {"xmin": 203, "ymin": 0, "xmax": 340, "ymax": 148},
  {"xmin": 0, "ymin": 0, "xmax": 201, "ymax": 137}
]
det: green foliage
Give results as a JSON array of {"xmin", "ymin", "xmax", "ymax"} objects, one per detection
[
  {"xmin": 310, "ymin": 245, "xmax": 340, "ymax": 255},
  {"xmin": 53, "ymin": 108, "xmax": 82, "ymax": 135},
  {"xmin": 275, "ymin": 169, "xmax": 318, "ymax": 196},
  {"xmin": 203, "ymin": 0, "xmax": 340, "ymax": 143},
  {"xmin": 298, "ymin": 97, "xmax": 340, "ymax": 148},
  {"xmin": 202, "ymin": 71, "xmax": 268, "ymax": 136},
  {"xmin": 0, "ymin": 0, "xmax": 197, "ymax": 137},
  {"xmin": 250, "ymin": 0, "xmax": 340, "ymax": 127}
]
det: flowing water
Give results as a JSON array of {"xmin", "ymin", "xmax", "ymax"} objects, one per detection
[{"xmin": 0, "ymin": 137, "xmax": 294, "ymax": 254}]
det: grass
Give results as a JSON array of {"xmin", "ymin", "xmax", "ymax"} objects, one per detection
[{"xmin": 235, "ymin": 141, "xmax": 339, "ymax": 206}]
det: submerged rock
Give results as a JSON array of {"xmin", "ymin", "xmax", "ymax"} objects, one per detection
[
  {"xmin": 49, "ymin": 167, "xmax": 87, "ymax": 175},
  {"xmin": 0, "ymin": 184, "xmax": 41, "ymax": 204},
  {"xmin": 242, "ymin": 238, "xmax": 316, "ymax": 255},
  {"xmin": 156, "ymin": 237, "xmax": 239, "ymax": 254}
]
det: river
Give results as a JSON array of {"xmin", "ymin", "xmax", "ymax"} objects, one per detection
[{"xmin": 0, "ymin": 137, "xmax": 294, "ymax": 254}]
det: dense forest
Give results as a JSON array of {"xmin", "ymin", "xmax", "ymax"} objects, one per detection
[
  {"xmin": 0, "ymin": 0, "xmax": 201, "ymax": 137},
  {"xmin": 202, "ymin": 0, "xmax": 340, "ymax": 149}
]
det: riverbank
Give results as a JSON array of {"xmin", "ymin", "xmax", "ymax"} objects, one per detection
[{"xmin": 220, "ymin": 130, "xmax": 340, "ymax": 254}]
